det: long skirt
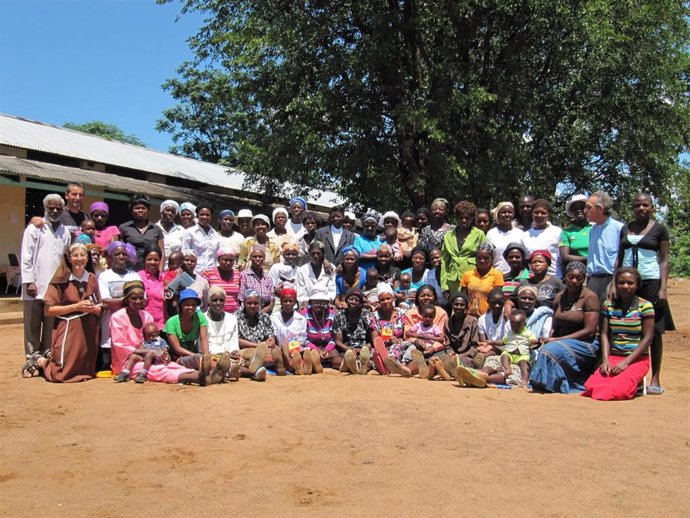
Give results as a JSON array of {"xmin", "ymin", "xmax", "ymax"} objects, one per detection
[
  {"xmin": 529, "ymin": 339, "xmax": 600, "ymax": 394},
  {"xmin": 581, "ymin": 355, "xmax": 650, "ymax": 401}
]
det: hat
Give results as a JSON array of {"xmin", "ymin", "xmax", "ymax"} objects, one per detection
[
  {"xmin": 237, "ymin": 209, "xmax": 253, "ymax": 219},
  {"xmin": 309, "ymin": 286, "xmax": 331, "ymax": 302},
  {"xmin": 344, "ymin": 211, "xmax": 356, "ymax": 221},
  {"xmin": 565, "ymin": 194, "xmax": 588, "ymax": 217},
  {"xmin": 178, "ymin": 288, "xmax": 201, "ymax": 306},
  {"xmin": 378, "ymin": 211, "xmax": 401, "ymax": 228},
  {"xmin": 272, "ymin": 207, "xmax": 289, "ymax": 222},
  {"xmin": 502, "ymin": 242, "xmax": 528, "ymax": 261},
  {"xmin": 251, "ymin": 214, "xmax": 271, "ymax": 227},
  {"xmin": 122, "ymin": 280, "xmax": 145, "ymax": 297},
  {"xmin": 529, "ymin": 249, "xmax": 553, "ymax": 265}
]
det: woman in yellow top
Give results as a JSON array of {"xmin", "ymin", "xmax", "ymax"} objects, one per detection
[
  {"xmin": 440, "ymin": 200, "xmax": 487, "ymax": 298},
  {"xmin": 461, "ymin": 243, "xmax": 505, "ymax": 317},
  {"xmin": 237, "ymin": 214, "xmax": 281, "ymax": 271}
]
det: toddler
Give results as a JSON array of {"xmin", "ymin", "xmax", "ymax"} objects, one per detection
[
  {"xmin": 114, "ymin": 323, "xmax": 170, "ymax": 383},
  {"xmin": 362, "ymin": 268, "xmax": 380, "ymax": 310},
  {"xmin": 383, "ymin": 227, "xmax": 403, "ymax": 262},
  {"xmin": 409, "ymin": 304, "xmax": 445, "ymax": 357},
  {"xmin": 500, "ymin": 309, "xmax": 537, "ymax": 387},
  {"xmin": 395, "ymin": 272, "xmax": 415, "ymax": 309},
  {"xmin": 80, "ymin": 220, "xmax": 97, "ymax": 241}
]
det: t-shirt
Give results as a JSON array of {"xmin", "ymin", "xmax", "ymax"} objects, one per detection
[
  {"xmin": 478, "ymin": 312, "xmax": 508, "ymax": 341},
  {"xmin": 98, "ymin": 268, "xmax": 141, "ymax": 348},
  {"xmin": 163, "ymin": 312, "xmax": 209, "ymax": 354},
  {"xmin": 205, "ymin": 312, "xmax": 239, "ymax": 355},
  {"xmin": 271, "ymin": 311, "xmax": 307, "ymax": 349},
  {"xmin": 461, "ymin": 267, "xmax": 505, "ymax": 317},
  {"xmin": 559, "ymin": 224, "xmax": 591, "ymax": 260},
  {"xmin": 486, "ymin": 226, "xmax": 525, "ymax": 274},
  {"xmin": 410, "ymin": 322, "xmax": 443, "ymax": 345},
  {"xmin": 619, "ymin": 222, "xmax": 670, "ymax": 280},
  {"xmin": 502, "ymin": 328, "xmax": 535, "ymax": 356},
  {"xmin": 552, "ymin": 287, "xmax": 600, "ymax": 339},
  {"xmin": 602, "ymin": 296, "xmax": 654, "ymax": 356},
  {"xmin": 521, "ymin": 224, "xmax": 563, "ymax": 277},
  {"xmin": 502, "ymin": 269, "xmax": 531, "ymax": 297},
  {"xmin": 203, "ymin": 267, "xmax": 241, "ymax": 313},
  {"xmin": 518, "ymin": 276, "xmax": 565, "ymax": 309}
]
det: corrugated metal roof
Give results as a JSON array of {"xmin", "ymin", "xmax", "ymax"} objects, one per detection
[
  {"xmin": 0, "ymin": 113, "xmax": 341, "ymax": 207},
  {"xmin": 0, "ymin": 155, "xmax": 245, "ymax": 207}
]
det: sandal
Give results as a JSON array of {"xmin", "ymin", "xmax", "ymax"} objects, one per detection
[
  {"xmin": 646, "ymin": 386, "xmax": 665, "ymax": 396},
  {"xmin": 21, "ymin": 352, "xmax": 43, "ymax": 378}
]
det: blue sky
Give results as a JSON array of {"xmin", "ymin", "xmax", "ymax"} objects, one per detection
[{"xmin": 0, "ymin": 0, "xmax": 203, "ymax": 152}]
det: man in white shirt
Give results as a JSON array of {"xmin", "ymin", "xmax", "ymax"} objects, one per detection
[{"xmin": 20, "ymin": 194, "xmax": 71, "ymax": 356}]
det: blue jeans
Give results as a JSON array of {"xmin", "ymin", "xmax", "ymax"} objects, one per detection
[{"xmin": 529, "ymin": 338, "xmax": 600, "ymax": 393}]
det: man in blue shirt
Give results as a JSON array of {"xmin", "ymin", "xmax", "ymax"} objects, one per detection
[{"xmin": 585, "ymin": 191, "xmax": 624, "ymax": 302}]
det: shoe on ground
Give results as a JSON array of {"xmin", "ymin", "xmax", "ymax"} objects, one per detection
[{"xmin": 410, "ymin": 348, "xmax": 429, "ymax": 379}]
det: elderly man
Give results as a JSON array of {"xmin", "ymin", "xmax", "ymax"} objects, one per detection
[
  {"xmin": 585, "ymin": 191, "xmax": 624, "ymax": 302},
  {"xmin": 20, "ymin": 194, "xmax": 71, "ymax": 357}
]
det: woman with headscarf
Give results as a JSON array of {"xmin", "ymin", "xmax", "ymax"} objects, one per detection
[
  {"xmin": 615, "ymin": 192, "xmax": 674, "ymax": 394},
  {"xmin": 202, "ymin": 247, "xmax": 242, "ymax": 313},
  {"xmin": 239, "ymin": 246, "xmax": 275, "ymax": 314},
  {"xmin": 333, "ymin": 288, "xmax": 375, "ymax": 375},
  {"xmin": 418, "ymin": 199, "xmax": 452, "ymax": 252},
  {"xmin": 181, "ymin": 202, "xmax": 220, "ymax": 274},
  {"xmin": 98, "ymin": 241, "xmax": 141, "ymax": 370},
  {"xmin": 558, "ymin": 194, "xmax": 590, "ymax": 270},
  {"xmin": 335, "ymin": 246, "xmax": 366, "ymax": 308},
  {"xmin": 119, "ymin": 194, "xmax": 165, "ymax": 271},
  {"xmin": 296, "ymin": 240, "xmax": 337, "ymax": 308},
  {"xmin": 370, "ymin": 283, "xmax": 410, "ymax": 375},
  {"xmin": 440, "ymin": 200, "xmax": 487, "ymax": 298},
  {"xmin": 353, "ymin": 212, "xmax": 383, "ymax": 271},
  {"xmin": 269, "ymin": 242, "xmax": 300, "ymax": 314},
  {"xmin": 238, "ymin": 214, "xmax": 281, "ymax": 271},
  {"xmin": 22, "ymin": 243, "xmax": 102, "ymax": 382},
  {"xmin": 110, "ymin": 281, "xmax": 224, "ymax": 385},
  {"xmin": 461, "ymin": 243, "xmax": 505, "ymax": 318},
  {"xmin": 521, "ymin": 199, "xmax": 562, "ymax": 277},
  {"xmin": 90, "ymin": 201, "xmax": 120, "ymax": 249},
  {"xmin": 486, "ymin": 201, "xmax": 524, "ymax": 275},
  {"xmin": 217, "ymin": 209, "xmax": 245, "ymax": 256},
  {"xmin": 287, "ymin": 196, "xmax": 308, "ymax": 239},
  {"xmin": 179, "ymin": 202, "xmax": 197, "ymax": 230},
  {"xmin": 303, "ymin": 287, "xmax": 342, "ymax": 369},
  {"xmin": 155, "ymin": 199, "xmax": 184, "ymax": 259},
  {"xmin": 271, "ymin": 287, "xmax": 319, "ymax": 375},
  {"xmin": 268, "ymin": 207, "xmax": 297, "ymax": 251},
  {"xmin": 530, "ymin": 261, "xmax": 600, "ymax": 393},
  {"xmin": 236, "ymin": 289, "xmax": 279, "ymax": 378}
]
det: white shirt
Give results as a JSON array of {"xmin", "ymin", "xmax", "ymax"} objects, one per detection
[
  {"xmin": 295, "ymin": 263, "xmax": 337, "ymax": 304},
  {"xmin": 98, "ymin": 268, "xmax": 140, "ymax": 349},
  {"xmin": 205, "ymin": 311, "xmax": 239, "ymax": 355},
  {"xmin": 478, "ymin": 312, "xmax": 508, "ymax": 341},
  {"xmin": 20, "ymin": 218, "xmax": 71, "ymax": 300},
  {"xmin": 288, "ymin": 220, "xmax": 306, "ymax": 240},
  {"xmin": 330, "ymin": 225, "xmax": 343, "ymax": 249},
  {"xmin": 521, "ymin": 224, "xmax": 563, "ymax": 277},
  {"xmin": 486, "ymin": 227, "xmax": 525, "ymax": 274},
  {"xmin": 271, "ymin": 310, "xmax": 307, "ymax": 348},
  {"xmin": 217, "ymin": 232, "xmax": 245, "ymax": 256},
  {"xmin": 181, "ymin": 224, "xmax": 221, "ymax": 274},
  {"xmin": 156, "ymin": 221, "xmax": 185, "ymax": 260}
]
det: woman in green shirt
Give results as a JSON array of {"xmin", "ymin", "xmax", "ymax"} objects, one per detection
[{"xmin": 163, "ymin": 288, "xmax": 209, "ymax": 369}]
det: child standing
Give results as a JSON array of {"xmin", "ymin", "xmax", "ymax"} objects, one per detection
[
  {"xmin": 113, "ymin": 322, "xmax": 170, "ymax": 383},
  {"xmin": 500, "ymin": 309, "xmax": 537, "ymax": 387}
]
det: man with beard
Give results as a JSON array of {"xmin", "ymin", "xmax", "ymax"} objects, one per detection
[{"xmin": 20, "ymin": 194, "xmax": 71, "ymax": 357}]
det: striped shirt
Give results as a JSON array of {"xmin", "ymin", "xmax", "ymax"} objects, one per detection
[
  {"xmin": 203, "ymin": 267, "xmax": 241, "ymax": 313},
  {"xmin": 602, "ymin": 297, "xmax": 654, "ymax": 355}
]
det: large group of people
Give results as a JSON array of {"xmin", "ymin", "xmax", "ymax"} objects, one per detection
[{"xmin": 18, "ymin": 182, "xmax": 675, "ymax": 400}]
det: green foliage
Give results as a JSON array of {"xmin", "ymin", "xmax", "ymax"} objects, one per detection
[
  {"xmin": 158, "ymin": 0, "xmax": 690, "ymax": 213},
  {"xmin": 63, "ymin": 121, "xmax": 146, "ymax": 147},
  {"xmin": 666, "ymin": 164, "xmax": 690, "ymax": 277}
]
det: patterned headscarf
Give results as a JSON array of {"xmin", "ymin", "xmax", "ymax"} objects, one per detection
[
  {"xmin": 289, "ymin": 196, "xmax": 308, "ymax": 210},
  {"xmin": 565, "ymin": 261, "xmax": 587, "ymax": 275}
]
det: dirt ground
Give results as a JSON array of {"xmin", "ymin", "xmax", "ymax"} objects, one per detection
[{"xmin": 1, "ymin": 283, "xmax": 688, "ymax": 518}]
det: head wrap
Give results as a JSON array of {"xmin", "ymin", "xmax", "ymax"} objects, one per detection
[
  {"xmin": 179, "ymin": 202, "xmax": 196, "ymax": 215},
  {"xmin": 378, "ymin": 211, "xmax": 401, "ymax": 228},
  {"xmin": 517, "ymin": 285, "xmax": 539, "ymax": 299},
  {"xmin": 502, "ymin": 242, "xmax": 528, "ymax": 261},
  {"xmin": 250, "ymin": 244, "xmax": 267, "ymax": 256},
  {"xmin": 106, "ymin": 241, "xmax": 137, "ymax": 265},
  {"xmin": 281, "ymin": 242, "xmax": 300, "ymax": 253},
  {"xmin": 160, "ymin": 200, "xmax": 179, "ymax": 214},
  {"xmin": 377, "ymin": 283, "xmax": 394, "ymax": 297},
  {"xmin": 243, "ymin": 289, "xmax": 261, "ymax": 300},
  {"xmin": 529, "ymin": 249, "xmax": 552, "ymax": 266},
  {"xmin": 218, "ymin": 209, "xmax": 235, "ymax": 219},
  {"xmin": 237, "ymin": 209, "xmax": 253, "ymax": 219},
  {"xmin": 344, "ymin": 288, "xmax": 364, "ymax": 302},
  {"xmin": 182, "ymin": 249, "xmax": 197, "ymax": 258},
  {"xmin": 361, "ymin": 212, "xmax": 379, "ymax": 224},
  {"xmin": 215, "ymin": 247, "xmax": 236, "ymax": 259},
  {"xmin": 272, "ymin": 207, "xmax": 289, "ymax": 222},
  {"xmin": 280, "ymin": 287, "xmax": 298, "ymax": 300},
  {"xmin": 289, "ymin": 196, "xmax": 308, "ymax": 210},
  {"xmin": 476, "ymin": 242, "xmax": 495, "ymax": 256},
  {"xmin": 431, "ymin": 198, "xmax": 449, "ymax": 211},
  {"xmin": 565, "ymin": 260, "xmax": 587, "ymax": 275},
  {"xmin": 565, "ymin": 194, "xmax": 588, "ymax": 217},
  {"xmin": 309, "ymin": 286, "xmax": 331, "ymax": 302},
  {"xmin": 251, "ymin": 214, "xmax": 271, "ymax": 227},
  {"xmin": 89, "ymin": 201, "xmax": 109, "ymax": 215},
  {"xmin": 490, "ymin": 201, "xmax": 514, "ymax": 221},
  {"xmin": 344, "ymin": 211, "xmax": 356, "ymax": 222},
  {"xmin": 208, "ymin": 286, "xmax": 227, "ymax": 299},
  {"xmin": 74, "ymin": 233, "xmax": 94, "ymax": 245},
  {"xmin": 122, "ymin": 280, "xmax": 145, "ymax": 298}
]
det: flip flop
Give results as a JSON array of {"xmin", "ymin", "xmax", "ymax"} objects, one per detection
[
  {"xmin": 646, "ymin": 386, "xmax": 665, "ymax": 395},
  {"xmin": 20, "ymin": 352, "xmax": 43, "ymax": 378}
]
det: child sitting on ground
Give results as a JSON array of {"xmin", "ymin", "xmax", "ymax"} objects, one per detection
[
  {"xmin": 394, "ymin": 272, "xmax": 414, "ymax": 309},
  {"xmin": 500, "ymin": 309, "xmax": 538, "ymax": 387},
  {"xmin": 408, "ymin": 304, "xmax": 445, "ymax": 357},
  {"xmin": 362, "ymin": 268, "xmax": 381, "ymax": 310},
  {"xmin": 114, "ymin": 323, "xmax": 170, "ymax": 383}
]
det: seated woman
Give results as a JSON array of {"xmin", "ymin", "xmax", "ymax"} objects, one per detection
[
  {"xmin": 516, "ymin": 250, "xmax": 564, "ymax": 309},
  {"xmin": 335, "ymin": 246, "xmax": 366, "ymax": 309},
  {"xmin": 370, "ymin": 283, "xmax": 411, "ymax": 376},
  {"xmin": 296, "ymin": 240, "xmax": 336, "ymax": 309},
  {"xmin": 205, "ymin": 286, "xmax": 241, "ymax": 380},
  {"xmin": 271, "ymin": 287, "xmax": 320, "ymax": 375},
  {"xmin": 582, "ymin": 267, "xmax": 654, "ymax": 401},
  {"xmin": 236, "ymin": 289, "xmax": 280, "ymax": 379},
  {"xmin": 238, "ymin": 246, "xmax": 275, "ymax": 314},
  {"xmin": 203, "ymin": 247, "xmax": 242, "ymax": 313},
  {"xmin": 111, "ymin": 282, "xmax": 225, "ymax": 385},
  {"xmin": 333, "ymin": 288, "xmax": 375, "ymax": 375},
  {"xmin": 163, "ymin": 289, "xmax": 210, "ymax": 369},
  {"xmin": 530, "ymin": 261, "xmax": 600, "ymax": 393},
  {"xmin": 268, "ymin": 242, "xmax": 300, "ymax": 314},
  {"xmin": 461, "ymin": 243, "xmax": 504, "ymax": 318},
  {"xmin": 22, "ymin": 243, "xmax": 102, "ymax": 382},
  {"xmin": 302, "ymin": 288, "xmax": 343, "ymax": 370}
]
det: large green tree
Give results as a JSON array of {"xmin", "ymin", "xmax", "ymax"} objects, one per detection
[
  {"xmin": 158, "ymin": 0, "xmax": 690, "ymax": 211},
  {"xmin": 64, "ymin": 121, "xmax": 146, "ymax": 147}
]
